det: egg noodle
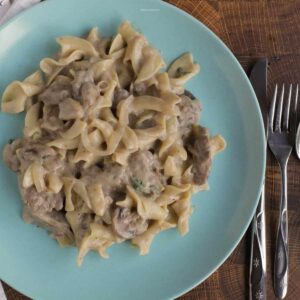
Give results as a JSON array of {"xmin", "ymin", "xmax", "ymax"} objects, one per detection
[{"xmin": 1, "ymin": 21, "xmax": 226, "ymax": 265}]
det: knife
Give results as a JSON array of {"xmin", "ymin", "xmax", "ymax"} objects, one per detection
[{"xmin": 249, "ymin": 59, "xmax": 268, "ymax": 300}]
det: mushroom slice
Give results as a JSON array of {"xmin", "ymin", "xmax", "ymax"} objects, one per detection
[{"xmin": 112, "ymin": 207, "xmax": 148, "ymax": 239}]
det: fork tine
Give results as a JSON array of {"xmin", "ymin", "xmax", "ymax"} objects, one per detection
[
  {"xmin": 269, "ymin": 84, "xmax": 278, "ymax": 132},
  {"xmin": 282, "ymin": 84, "xmax": 292, "ymax": 131},
  {"xmin": 291, "ymin": 84, "xmax": 299, "ymax": 134},
  {"xmin": 275, "ymin": 84, "xmax": 285, "ymax": 132}
]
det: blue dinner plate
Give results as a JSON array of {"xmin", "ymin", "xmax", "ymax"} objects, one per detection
[{"xmin": 0, "ymin": 0, "xmax": 265, "ymax": 299}]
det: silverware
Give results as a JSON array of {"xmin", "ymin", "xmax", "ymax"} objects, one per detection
[
  {"xmin": 249, "ymin": 59, "xmax": 268, "ymax": 300},
  {"xmin": 268, "ymin": 84, "xmax": 298, "ymax": 299},
  {"xmin": 296, "ymin": 122, "xmax": 300, "ymax": 159}
]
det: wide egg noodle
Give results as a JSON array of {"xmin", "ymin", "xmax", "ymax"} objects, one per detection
[
  {"xmin": 1, "ymin": 71, "xmax": 44, "ymax": 113},
  {"xmin": 0, "ymin": 20, "xmax": 226, "ymax": 266}
]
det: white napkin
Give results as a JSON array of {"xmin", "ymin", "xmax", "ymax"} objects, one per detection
[
  {"xmin": 0, "ymin": 0, "xmax": 40, "ymax": 25},
  {"xmin": 0, "ymin": 282, "xmax": 6, "ymax": 300}
]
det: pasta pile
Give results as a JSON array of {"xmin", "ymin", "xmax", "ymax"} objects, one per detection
[{"xmin": 1, "ymin": 21, "xmax": 226, "ymax": 265}]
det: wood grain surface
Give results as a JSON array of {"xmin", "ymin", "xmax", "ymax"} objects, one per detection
[{"xmin": 2, "ymin": 0, "xmax": 300, "ymax": 299}]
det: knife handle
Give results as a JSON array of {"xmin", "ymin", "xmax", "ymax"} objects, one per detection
[{"xmin": 250, "ymin": 185, "xmax": 267, "ymax": 300}]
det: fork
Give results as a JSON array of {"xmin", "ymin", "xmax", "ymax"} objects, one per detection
[{"xmin": 268, "ymin": 84, "xmax": 299, "ymax": 299}]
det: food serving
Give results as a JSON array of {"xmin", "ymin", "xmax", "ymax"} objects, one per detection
[{"xmin": 1, "ymin": 21, "xmax": 225, "ymax": 265}]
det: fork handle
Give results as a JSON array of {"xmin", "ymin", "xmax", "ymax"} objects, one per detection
[
  {"xmin": 250, "ymin": 186, "xmax": 266, "ymax": 300},
  {"xmin": 274, "ymin": 162, "xmax": 289, "ymax": 299}
]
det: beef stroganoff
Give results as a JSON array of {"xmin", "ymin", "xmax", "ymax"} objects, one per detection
[{"xmin": 1, "ymin": 21, "xmax": 226, "ymax": 265}]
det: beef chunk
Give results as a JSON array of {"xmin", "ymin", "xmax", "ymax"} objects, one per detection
[{"xmin": 186, "ymin": 125, "xmax": 211, "ymax": 185}]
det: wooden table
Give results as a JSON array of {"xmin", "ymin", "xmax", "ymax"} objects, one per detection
[{"xmin": 2, "ymin": 0, "xmax": 300, "ymax": 299}]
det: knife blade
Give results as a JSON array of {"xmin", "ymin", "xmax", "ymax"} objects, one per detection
[
  {"xmin": 249, "ymin": 58, "xmax": 268, "ymax": 300},
  {"xmin": 250, "ymin": 59, "xmax": 268, "ymax": 137}
]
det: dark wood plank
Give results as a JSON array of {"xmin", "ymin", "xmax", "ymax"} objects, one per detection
[
  {"xmin": 3, "ymin": 0, "xmax": 300, "ymax": 299},
  {"xmin": 2, "ymin": 282, "xmax": 30, "ymax": 300}
]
